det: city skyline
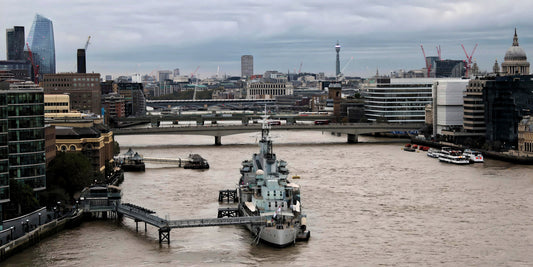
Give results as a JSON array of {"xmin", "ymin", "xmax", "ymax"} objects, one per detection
[{"xmin": 2, "ymin": 0, "xmax": 533, "ymax": 78}]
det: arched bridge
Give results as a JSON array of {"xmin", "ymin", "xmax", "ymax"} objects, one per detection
[{"xmin": 112, "ymin": 122, "xmax": 424, "ymax": 145}]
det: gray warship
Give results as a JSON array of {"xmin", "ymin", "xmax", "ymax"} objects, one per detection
[{"xmin": 237, "ymin": 115, "xmax": 310, "ymax": 247}]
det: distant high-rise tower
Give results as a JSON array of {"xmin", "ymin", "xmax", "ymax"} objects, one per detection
[
  {"xmin": 77, "ymin": 49, "xmax": 86, "ymax": 73},
  {"xmin": 241, "ymin": 55, "xmax": 253, "ymax": 78},
  {"xmin": 26, "ymin": 14, "xmax": 56, "ymax": 74},
  {"xmin": 6, "ymin": 26, "xmax": 25, "ymax": 60},
  {"xmin": 335, "ymin": 41, "xmax": 341, "ymax": 77}
]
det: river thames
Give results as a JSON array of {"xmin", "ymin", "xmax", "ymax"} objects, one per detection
[{"xmin": 4, "ymin": 131, "xmax": 533, "ymax": 266}]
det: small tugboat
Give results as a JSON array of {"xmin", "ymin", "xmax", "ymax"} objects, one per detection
[
  {"xmin": 404, "ymin": 146, "xmax": 416, "ymax": 152},
  {"xmin": 183, "ymin": 154, "xmax": 210, "ymax": 169}
]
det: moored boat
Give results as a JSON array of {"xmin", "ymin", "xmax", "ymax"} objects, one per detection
[
  {"xmin": 463, "ymin": 149, "xmax": 484, "ymax": 163},
  {"xmin": 427, "ymin": 148, "xmax": 439, "ymax": 158},
  {"xmin": 404, "ymin": 146, "xmax": 416, "ymax": 152},
  {"xmin": 236, "ymin": 113, "xmax": 310, "ymax": 247},
  {"xmin": 438, "ymin": 150, "xmax": 470, "ymax": 164}
]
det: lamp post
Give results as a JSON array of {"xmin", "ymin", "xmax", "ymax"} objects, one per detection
[
  {"xmin": 53, "ymin": 207, "xmax": 57, "ymax": 219},
  {"xmin": 38, "ymin": 212, "xmax": 42, "ymax": 225},
  {"xmin": 26, "ymin": 219, "xmax": 29, "ymax": 232},
  {"xmin": 9, "ymin": 226, "xmax": 13, "ymax": 241},
  {"xmin": 21, "ymin": 221, "xmax": 25, "ymax": 233}
]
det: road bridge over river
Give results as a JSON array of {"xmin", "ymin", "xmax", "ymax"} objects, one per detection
[{"xmin": 113, "ymin": 122, "xmax": 424, "ymax": 145}]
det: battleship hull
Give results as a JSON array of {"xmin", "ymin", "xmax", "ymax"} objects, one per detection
[{"xmin": 240, "ymin": 207, "xmax": 309, "ymax": 247}]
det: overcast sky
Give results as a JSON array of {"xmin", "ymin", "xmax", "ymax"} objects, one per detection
[{"xmin": 2, "ymin": 0, "xmax": 533, "ymax": 78}]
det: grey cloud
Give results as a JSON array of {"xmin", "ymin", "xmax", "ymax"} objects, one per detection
[{"xmin": 2, "ymin": 0, "xmax": 533, "ymax": 77}]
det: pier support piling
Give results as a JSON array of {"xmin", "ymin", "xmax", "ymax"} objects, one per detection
[
  {"xmin": 159, "ymin": 228, "xmax": 170, "ymax": 244},
  {"xmin": 215, "ymin": 136, "xmax": 222, "ymax": 146},
  {"xmin": 347, "ymin": 134, "xmax": 358, "ymax": 144}
]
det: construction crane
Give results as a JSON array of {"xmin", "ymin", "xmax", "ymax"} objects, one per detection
[
  {"xmin": 190, "ymin": 66, "xmax": 200, "ymax": 100},
  {"xmin": 298, "ymin": 61, "xmax": 303, "ymax": 74},
  {"xmin": 420, "ymin": 44, "xmax": 431, "ymax": 77},
  {"xmin": 436, "ymin": 45, "xmax": 441, "ymax": 60},
  {"xmin": 84, "ymin": 36, "xmax": 91, "ymax": 50},
  {"xmin": 461, "ymin": 44, "xmax": 478, "ymax": 78},
  {"xmin": 341, "ymin": 56, "xmax": 354, "ymax": 74},
  {"xmin": 190, "ymin": 66, "xmax": 200, "ymax": 79},
  {"xmin": 26, "ymin": 43, "xmax": 39, "ymax": 84}
]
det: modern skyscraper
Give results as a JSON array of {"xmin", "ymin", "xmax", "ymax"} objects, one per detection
[
  {"xmin": 335, "ymin": 41, "xmax": 341, "ymax": 77},
  {"xmin": 241, "ymin": 55, "xmax": 253, "ymax": 78},
  {"xmin": 6, "ymin": 26, "xmax": 25, "ymax": 60},
  {"xmin": 26, "ymin": 14, "xmax": 56, "ymax": 75},
  {"xmin": 77, "ymin": 49, "xmax": 86, "ymax": 73}
]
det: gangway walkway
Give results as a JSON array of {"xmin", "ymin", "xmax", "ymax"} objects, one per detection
[
  {"xmin": 115, "ymin": 203, "xmax": 267, "ymax": 243},
  {"xmin": 143, "ymin": 157, "xmax": 190, "ymax": 166},
  {"xmin": 167, "ymin": 216, "xmax": 267, "ymax": 228}
]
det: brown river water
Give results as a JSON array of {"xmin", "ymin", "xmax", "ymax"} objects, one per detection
[{"xmin": 4, "ymin": 131, "xmax": 533, "ymax": 266}]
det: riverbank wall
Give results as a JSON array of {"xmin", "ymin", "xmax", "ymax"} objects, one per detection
[{"xmin": 0, "ymin": 210, "xmax": 86, "ymax": 261}]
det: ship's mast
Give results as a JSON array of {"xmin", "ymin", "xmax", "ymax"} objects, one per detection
[{"xmin": 259, "ymin": 106, "xmax": 274, "ymax": 159}]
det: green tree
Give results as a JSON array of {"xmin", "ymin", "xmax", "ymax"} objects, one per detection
[
  {"xmin": 113, "ymin": 140, "xmax": 120, "ymax": 156},
  {"xmin": 5, "ymin": 179, "xmax": 40, "ymax": 218},
  {"xmin": 45, "ymin": 152, "xmax": 95, "ymax": 204}
]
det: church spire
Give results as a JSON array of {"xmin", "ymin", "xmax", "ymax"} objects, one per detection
[
  {"xmin": 513, "ymin": 28, "xmax": 519, "ymax": 46},
  {"xmin": 493, "ymin": 59, "xmax": 500, "ymax": 74}
]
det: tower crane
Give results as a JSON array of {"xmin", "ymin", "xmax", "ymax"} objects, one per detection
[
  {"xmin": 298, "ymin": 61, "xmax": 303, "ymax": 74},
  {"xmin": 461, "ymin": 44, "xmax": 478, "ymax": 78},
  {"xmin": 190, "ymin": 66, "xmax": 200, "ymax": 100},
  {"xmin": 84, "ymin": 36, "xmax": 91, "ymax": 50},
  {"xmin": 26, "ymin": 43, "xmax": 39, "ymax": 84},
  {"xmin": 420, "ymin": 44, "xmax": 431, "ymax": 77},
  {"xmin": 436, "ymin": 45, "xmax": 441, "ymax": 60},
  {"xmin": 341, "ymin": 56, "xmax": 354, "ymax": 74}
]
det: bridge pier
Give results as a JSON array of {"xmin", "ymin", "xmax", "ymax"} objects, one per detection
[
  {"xmin": 215, "ymin": 136, "xmax": 222, "ymax": 146},
  {"xmin": 347, "ymin": 134, "xmax": 358, "ymax": 144},
  {"xmin": 159, "ymin": 228, "xmax": 170, "ymax": 244}
]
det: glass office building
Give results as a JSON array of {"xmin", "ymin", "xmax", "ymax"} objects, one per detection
[
  {"xmin": 6, "ymin": 26, "xmax": 25, "ymax": 61},
  {"xmin": 364, "ymin": 78, "xmax": 435, "ymax": 123},
  {"xmin": 6, "ymin": 82, "xmax": 46, "ymax": 191},
  {"xmin": 26, "ymin": 14, "xmax": 55, "ymax": 74},
  {"xmin": 0, "ymin": 84, "xmax": 9, "ymax": 205}
]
